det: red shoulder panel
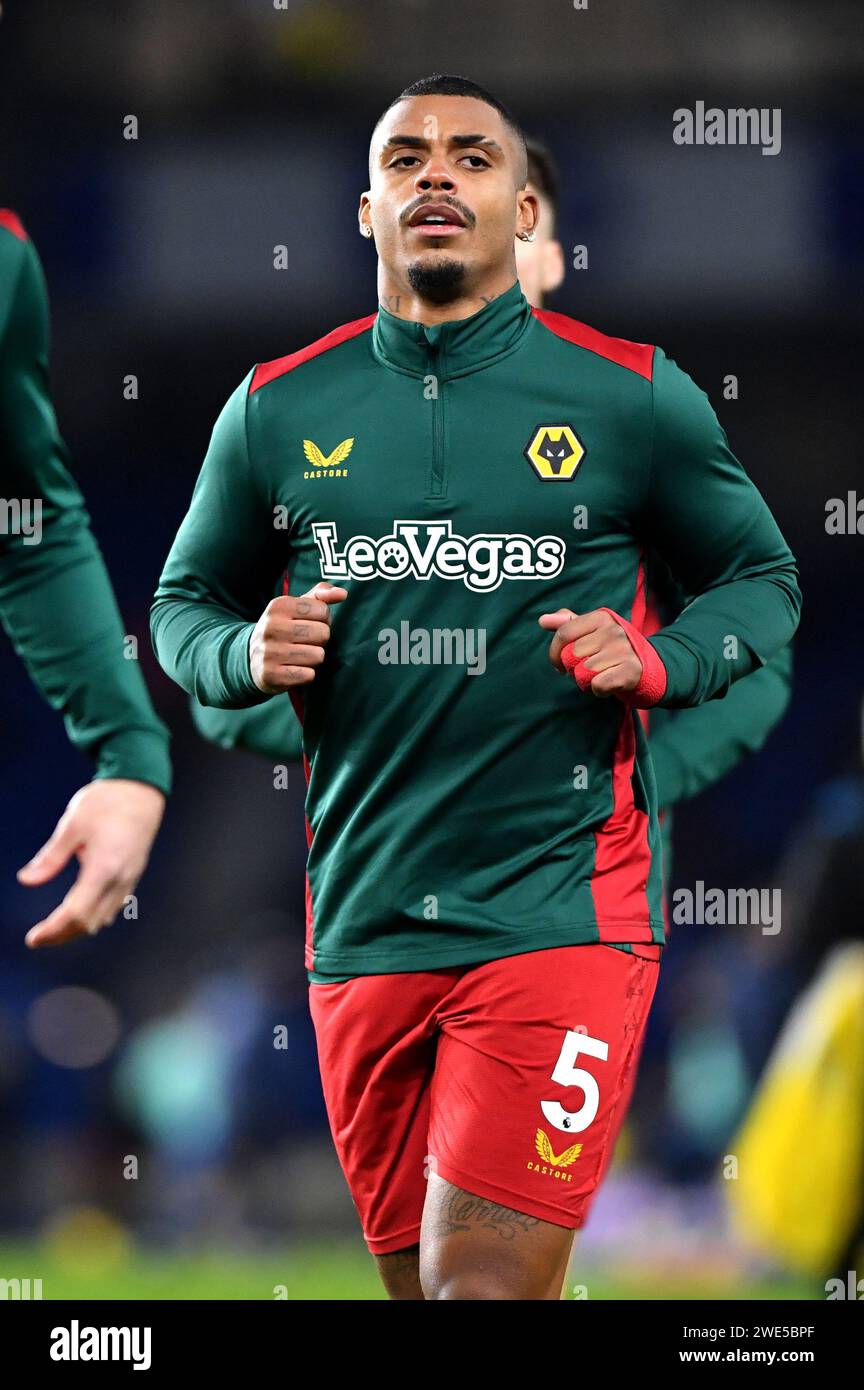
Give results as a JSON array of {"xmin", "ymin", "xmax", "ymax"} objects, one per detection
[
  {"xmin": 532, "ymin": 307, "xmax": 655, "ymax": 381},
  {"xmin": 0, "ymin": 209, "xmax": 28, "ymax": 242},
  {"xmin": 250, "ymin": 313, "xmax": 377, "ymax": 394}
]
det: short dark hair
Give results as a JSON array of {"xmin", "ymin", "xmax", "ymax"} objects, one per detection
[
  {"xmin": 374, "ymin": 73, "xmax": 528, "ymax": 185},
  {"xmin": 525, "ymin": 137, "xmax": 560, "ymax": 223}
]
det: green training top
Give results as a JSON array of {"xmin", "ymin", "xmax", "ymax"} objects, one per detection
[
  {"xmin": 0, "ymin": 210, "xmax": 171, "ymax": 795},
  {"xmin": 151, "ymin": 283, "xmax": 800, "ymax": 978},
  {"xmin": 190, "ymin": 568, "xmax": 793, "ymax": 813},
  {"xmin": 189, "ymin": 569, "xmax": 794, "ymax": 962}
]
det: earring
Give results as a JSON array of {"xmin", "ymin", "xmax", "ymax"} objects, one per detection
[
  {"xmin": 360, "ymin": 225, "xmax": 373, "ymax": 238},
  {"xmin": 519, "ymin": 230, "xmax": 536, "ymax": 243}
]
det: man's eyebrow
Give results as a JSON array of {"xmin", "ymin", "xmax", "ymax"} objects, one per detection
[
  {"xmin": 382, "ymin": 135, "xmax": 428, "ymax": 154},
  {"xmin": 450, "ymin": 135, "xmax": 504, "ymax": 156},
  {"xmin": 381, "ymin": 133, "xmax": 505, "ymax": 157}
]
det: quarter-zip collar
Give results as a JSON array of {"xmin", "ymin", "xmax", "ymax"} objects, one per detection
[{"xmin": 372, "ymin": 279, "xmax": 533, "ymax": 379}]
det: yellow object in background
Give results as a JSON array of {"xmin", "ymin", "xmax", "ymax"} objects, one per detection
[{"xmin": 727, "ymin": 943, "xmax": 864, "ymax": 1274}]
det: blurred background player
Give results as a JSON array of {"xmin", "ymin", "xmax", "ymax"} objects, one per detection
[
  {"xmin": 517, "ymin": 140, "xmax": 793, "ymax": 892},
  {"xmin": 0, "ymin": 209, "xmax": 170, "ymax": 947}
]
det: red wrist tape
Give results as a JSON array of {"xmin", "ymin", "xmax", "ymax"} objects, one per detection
[{"xmin": 561, "ymin": 607, "xmax": 667, "ymax": 709}]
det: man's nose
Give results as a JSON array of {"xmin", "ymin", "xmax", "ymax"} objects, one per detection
[{"xmin": 415, "ymin": 161, "xmax": 456, "ymax": 195}]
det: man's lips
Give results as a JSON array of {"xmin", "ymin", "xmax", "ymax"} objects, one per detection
[
  {"xmin": 412, "ymin": 223, "xmax": 465, "ymax": 237},
  {"xmin": 407, "ymin": 203, "xmax": 468, "ymax": 236}
]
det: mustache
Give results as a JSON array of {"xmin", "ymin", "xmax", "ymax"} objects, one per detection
[{"xmin": 401, "ymin": 196, "xmax": 476, "ymax": 228}]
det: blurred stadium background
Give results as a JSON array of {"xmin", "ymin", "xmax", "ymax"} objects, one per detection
[{"xmin": 1, "ymin": 0, "xmax": 862, "ymax": 1299}]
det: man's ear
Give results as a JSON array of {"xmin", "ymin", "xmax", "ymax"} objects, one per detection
[
  {"xmin": 358, "ymin": 191, "xmax": 373, "ymax": 239},
  {"xmin": 516, "ymin": 188, "xmax": 540, "ymax": 240},
  {"xmin": 542, "ymin": 239, "xmax": 566, "ymax": 295}
]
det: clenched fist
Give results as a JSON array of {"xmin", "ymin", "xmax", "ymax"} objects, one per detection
[
  {"xmin": 249, "ymin": 582, "xmax": 348, "ymax": 694},
  {"xmin": 539, "ymin": 607, "xmax": 643, "ymax": 698},
  {"xmin": 538, "ymin": 606, "xmax": 668, "ymax": 708}
]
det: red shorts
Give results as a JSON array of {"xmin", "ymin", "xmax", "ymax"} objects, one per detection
[{"xmin": 309, "ymin": 943, "xmax": 659, "ymax": 1254}]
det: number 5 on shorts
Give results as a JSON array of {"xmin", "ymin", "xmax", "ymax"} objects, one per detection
[{"xmin": 541, "ymin": 1029, "xmax": 609, "ymax": 1134}]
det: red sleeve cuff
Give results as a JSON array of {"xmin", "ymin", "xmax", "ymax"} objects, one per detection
[{"xmin": 561, "ymin": 607, "xmax": 668, "ymax": 709}]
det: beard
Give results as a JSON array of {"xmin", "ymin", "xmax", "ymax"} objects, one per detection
[{"xmin": 406, "ymin": 257, "xmax": 466, "ymax": 302}]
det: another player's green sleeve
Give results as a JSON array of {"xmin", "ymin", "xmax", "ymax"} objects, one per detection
[
  {"xmin": 0, "ymin": 232, "xmax": 171, "ymax": 794},
  {"xmin": 642, "ymin": 349, "xmax": 801, "ymax": 708},
  {"xmin": 150, "ymin": 375, "xmax": 286, "ymax": 709},
  {"xmin": 191, "ymin": 696, "xmax": 304, "ymax": 760},
  {"xmin": 189, "ymin": 565, "xmax": 304, "ymax": 760},
  {"xmin": 649, "ymin": 643, "xmax": 792, "ymax": 810}
]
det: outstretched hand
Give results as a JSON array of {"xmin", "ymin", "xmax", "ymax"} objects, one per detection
[{"xmin": 18, "ymin": 779, "xmax": 166, "ymax": 948}]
